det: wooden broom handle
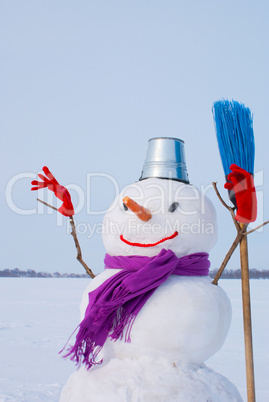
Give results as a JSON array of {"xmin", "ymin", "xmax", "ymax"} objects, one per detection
[{"xmin": 239, "ymin": 222, "xmax": 256, "ymax": 402}]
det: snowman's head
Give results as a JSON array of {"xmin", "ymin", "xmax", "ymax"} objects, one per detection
[{"xmin": 102, "ymin": 178, "xmax": 217, "ymax": 257}]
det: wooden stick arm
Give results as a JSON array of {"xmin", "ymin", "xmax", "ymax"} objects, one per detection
[
  {"xmin": 211, "ymin": 183, "xmax": 268, "ymax": 285},
  {"xmin": 212, "ymin": 183, "xmax": 244, "ymax": 284},
  {"xmin": 69, "ymin": 217, "xmax": 95, "ymax": 279},
  {"xmin": 37, "ymin": 198, "xmax": 95, "ymax": 278},
  {"xmin": 244, "ymin": 220, "xmax": 269, "ymax": 235},
  {"xmin": 212, "ymin": 232, "xmax": 243, "ymax": 285}
]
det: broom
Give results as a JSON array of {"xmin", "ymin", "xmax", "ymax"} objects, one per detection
[{"xmin": 212, "ymin": 100, "xmax": 256, "ymax": 402}]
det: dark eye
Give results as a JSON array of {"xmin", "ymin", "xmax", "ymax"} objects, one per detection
[
  {"xmin": 168, "ymin": 202, "xmax": 179, "ymax": 213},
  {"xmin": 123, "ymin": 203, "xmax": 128, "ymax": 211}
]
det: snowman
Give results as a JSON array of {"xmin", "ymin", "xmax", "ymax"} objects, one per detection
[{"xmin": 59, "ymin": 137, "xmax": 242, "ymax": 401}]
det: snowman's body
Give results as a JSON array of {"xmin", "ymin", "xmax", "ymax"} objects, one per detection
[{"xmin": 61, "ymin": 179, "xmax": 243, "ymax": 401}]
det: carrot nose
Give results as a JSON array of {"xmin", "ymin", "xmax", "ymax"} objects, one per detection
[{"xmin": 123, "ymin": 197, "xmax": 152, "ymax": 222}]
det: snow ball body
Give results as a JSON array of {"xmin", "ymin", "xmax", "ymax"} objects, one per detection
[{"xmin": 80, "ymin": 178, "xmax": 232, "ymax": 365}]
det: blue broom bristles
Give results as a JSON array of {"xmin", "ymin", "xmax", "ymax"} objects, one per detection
[{"xmin": 212, "ymin": 100, "xmax": 255, "ymax": 176}]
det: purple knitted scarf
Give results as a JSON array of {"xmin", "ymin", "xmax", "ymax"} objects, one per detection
[{"xmin": 64, "ymin": 248, "xmax": 210, "ymax": 369}]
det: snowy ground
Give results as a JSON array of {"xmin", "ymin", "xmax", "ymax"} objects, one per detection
[{"xmin": 0, "ymin": 278, "xmax": 268, "ymax": 402}]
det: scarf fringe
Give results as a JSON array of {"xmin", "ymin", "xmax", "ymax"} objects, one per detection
[
  {"xmin": 64, "ymin": 334, "xmax": 103, "ymax": 370},
  {"xmin": 109, "ymin": 307, "xmax": 136, "ymax": 343},
  {"xmin": 64, "ymin": 304, "xmax": 136, "ymax": 370}
]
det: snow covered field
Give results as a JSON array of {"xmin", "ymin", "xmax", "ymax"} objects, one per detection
[{"xmin": 0, "ymin": 278, "xmax": 268, "ymax": 402}]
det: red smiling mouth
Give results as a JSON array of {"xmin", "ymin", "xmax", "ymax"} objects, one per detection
[{"xmin": 120, "ymin": 231, "xmax": 179, "ymax": 248}]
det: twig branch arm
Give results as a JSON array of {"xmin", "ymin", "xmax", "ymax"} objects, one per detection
[
  {"xmin": 212, "ymin": 182, "xmax": 231, "ymax": 210},
  {"xmin": 211, "ymin": 183, "xmax": 268, "ymax": 285},
  {"xmin": 36, "ymin": 199, "xmax": 95, "ymax": 278},
  {"xmin": 212, "ymin": 182, "xmax": 240, "ymax": 232},
  {"xmin": 244, "ymin": 220, "xmax": 269, "ymax": 236},
  {"xmin": 69, "ymin": 217, "xmax": 95, "ymax": 278},
  {"xmin": 212, "ymin": 231, "xmax": 243, "ymax": 285},
  {"xmin": 211, "ymin": 183, "xmax": 243, "ymax": 284},
  {"xmin": 37, "ymin": 198, "xmax": 58, "ymax": 211}
]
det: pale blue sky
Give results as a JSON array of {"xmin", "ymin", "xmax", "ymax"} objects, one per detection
[{"xmin": 1, "ymin": 0, "xmax": 269, "ymax": 274}]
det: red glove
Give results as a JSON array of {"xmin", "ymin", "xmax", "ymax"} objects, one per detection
[
  {"xmin": 224, "ymin": 164, "xmax": 257, "ymax": 223},
  {"xmin": 31, "ymin": 166, "xmax": 75, "ymax": 217}
]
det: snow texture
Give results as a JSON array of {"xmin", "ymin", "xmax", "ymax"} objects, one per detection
[
  {"xmin": 0, "ymin": 278, "xmax": 268, "ymax": 401},
  {"xmin": 61, "ymin": 357, "xmax": 242, "ymax": 402}
]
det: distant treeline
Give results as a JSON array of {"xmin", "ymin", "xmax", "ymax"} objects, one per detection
[
  {"xmin": 0, "ymin": 267, "xmax": 269, "ymax": 279},
  {"xmin": 0, "ymin": 268, "xmax": 89, "ymax": 278},
  {"xmin": 209, "ymin": 268, "xmax": 269, "ymax": 279}
]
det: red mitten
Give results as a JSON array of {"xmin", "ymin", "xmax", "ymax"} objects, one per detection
[
  {"xmin": 31, "ymin": 166, "xmax": 75, "ymax": 217},
  {"xmin": 224, "ymin": 164, "xmax": 257, "ymax": 223}
]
